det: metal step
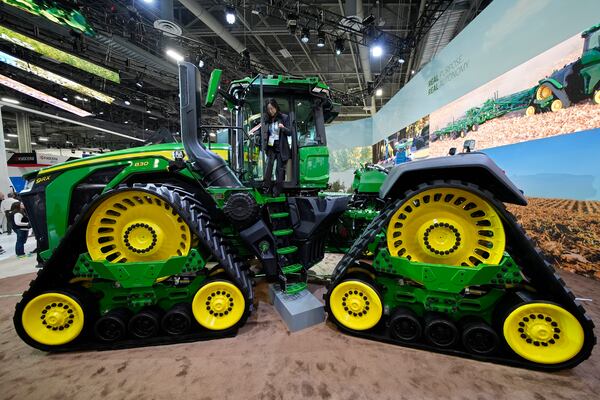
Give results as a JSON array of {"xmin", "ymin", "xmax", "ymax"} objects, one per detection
[
  {"xmin": 277, "ymin": 245, "xmax": 298, "ymax": 255},
  {"xmin": 264, "ymin": 195, "xmax": 287, "ymax": 203},
  {"xmin": 282, "ymin": 264, "xmax": 303, "ymax": 274},
  {"xmin": 285, "ymin": 282, "xmax": 308, "ymax": 295},
  {"xmin": 270, "ymin": 212, "xmax": 290, "ymax": 219},
  {"xmin": 273, "ymin": 228, "xmax": 293, "ymax": 237}
]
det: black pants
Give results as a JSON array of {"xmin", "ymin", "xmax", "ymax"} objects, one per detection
[
  {"xmin": 264, "ymin": 143, "xmax": 285, "ymax": 196},
  {"xmin": 5, "ymin": 211, "xmax": 12, "ymax": 234}
]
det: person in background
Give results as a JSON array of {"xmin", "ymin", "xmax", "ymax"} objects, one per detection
[
  {"xmin": 1, "ymin": 192, "xmax": 18, "ymax": 234},
  {"xmin": 11, "ymin": 201, "xmax": 29, "ymax": 257},
  {"xmin": 0, "ymin": 192, "xmax": 4, "ymax": 234},
  {"xmin": 262, "ymin": 98, "xmax": 291, "ymax": 197}
]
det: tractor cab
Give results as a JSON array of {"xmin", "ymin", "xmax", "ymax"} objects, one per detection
[{"xmin": 223, "ymin": 75, "xmax": 339, "ymax": 192}]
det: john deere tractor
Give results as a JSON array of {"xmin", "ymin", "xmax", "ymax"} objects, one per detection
[
  {"xmin": 527, "ymin": 23, "xmax": 600, "ymax": 115},
  {"xmin": 13, "ymin": 62, "xmax": 594, "ymax": 370}
]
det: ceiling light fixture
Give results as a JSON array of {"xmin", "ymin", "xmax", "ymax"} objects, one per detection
[
  {"xmin": 287, "ymin": 14, "xmax": 298, "ymax": 34},
  {"xmin": 375, "ymin": 88, "xmax": 383, "ymax": 97},
  {"xmin": 1, "ymin": 97, "xmax": 19, "ymax": 104},
  {"xmin": 225, "ymin": 5, "xmax": 236, "ymax": 24},
  {"xmin": 398, "ymin": 58, "xmax": 405, "ymax": 64},
  {"xmin": 39, "ymin": 137, "xmax": 49, "ymax": 142},
  {"xmin": 334, "ymin": 38, "xmax": 345, "ymax": 55},
  {"xmin": 317, "ymin": 31, "xmax": 325, "ymax": 48},
  {"xmin": 371, "ymin": 44, "xmax": 383, "ymax": 58},
  {"xmin": 301, "ymin": 27, "xmax": 310, "ymax": 44},
  {"xmin": 124, "ymin": 100, "xmax": 131, "ymax": 106},
  {"xmin": 166, "ymin": 49, "xmax": 184, "ymax": 62},
  {"xmin": 7, "ymin": 133, "xmax": 18, "ymax": 137}
]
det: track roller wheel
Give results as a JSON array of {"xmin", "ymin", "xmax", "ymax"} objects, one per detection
[
  {"xmin": 20, "ymin": 290, "xmax": 86, "ymax": 346},
  {"xmin": 502, "ymin": 302, "xmax": 584, "ymax": 365},
  {"xmin": 536, "ymin": 85, "xmax": 553, "ymax": 101},
  {"xmin": 525, "ymin": 105, "xmax": 536, "ymax": 116},
  {"xmin": 387, "ymin": 185, "xmax": 506, "ymax": 266},
  {"xmin": 192, "ymin": 280, "xmax": 245, "ymax": 331},
  {"xmin": 329, "ymin": 279, "xmax": 383, "ymax": 331},
  {"xmin": 128, "ymin": 308, "xmax": 161, "ymax": 339},
  {"xmin": 389, "ymin": 308, "xmax": 422, "ymax": 342},
  {"xmin": 461, "ymin": 321, "xmax": 499, "ymax": 355},
  {"xmin": 162, "ymin": 304, "xmax": 192, "ymax": 335},
  {"xmin": 94, "ymin": 308, "xmax": 130, "ymax": 342},
  {"xmin": 594, "ymin": 89, "xmax": 600, "ymax": 105},
  {"xmin": 550, "ymin": 99, "xmax": 563, "ymax": 112},
  {"xmin": 424, "ymin": 313, "xmax": 458, "ymax": 348}
]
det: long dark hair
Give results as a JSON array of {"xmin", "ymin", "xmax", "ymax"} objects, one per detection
[{"xmin": 264, "ymin": 98, "xmax": 281, "ymax": 121}]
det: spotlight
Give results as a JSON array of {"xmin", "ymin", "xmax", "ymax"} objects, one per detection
[
  {"xmin": 301, "ymin": 27, "xmax": 310, "ymax": 43},
  {"xmin": 375, "ymin": 88, "xmax": 383, "ymax": 97},
  {"xmin": 198, "ymin": 59, "xmax": 205, "ymax": 68},
  {"xmin": 317, "ymin": 31, "xmax": 325, "ymax": 48},
  {"xmin": 142, "ymin": 0, "xmax": 153, "ymax": 3},
  {"xmin": 62, "ymin": 96, "xmax": 68, "ymax": 101},
  {"xmin": 334, "ymin": 38, "xmax": 345, "ymax": 55},
  {"xmin": 371, "ymin": 44, "xmax": 383, "ymax": 57},
  {"xmin": 124, "ymin": 99, "xmax": 131, "ymax": 106},
  {"xmin": 39, "ymin": 137, "xmax": 49, "ymax": 142},
  {"xmin": 166, "ymin": 49, "xmax": 184, "ymax": 62},
  {"xmin": 398, "ymin": 57, "xmax": 405, "ymax": 64},
  {"xmin": 135, "ymin": 74, "xmax": 144, "ymax": 88},
  {"xmin": 287, "ymin": 14, "xmax": 298, "ymax": 34},
  {"xmin": 411, "ymin": 70, "xmax": 415, "ymax": 75},
  {"xmin": 225, "ymin": 5, "xmax": 236, "ymax": 24},
  {"xmin": 7, "ymin": 133, "xmax": 18, "ymax": 138}
]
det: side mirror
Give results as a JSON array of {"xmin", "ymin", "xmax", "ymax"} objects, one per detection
[
  {"xmin": 448, "ymin": 147, "xmax": 457, "ymax": 156},
  {"xmin": 205, "ymin": 69, "xmax": 223, "ymax": 107},
  {"xmin": 463, "ymin": 139, "xmax": 476, "ymax": 153}
]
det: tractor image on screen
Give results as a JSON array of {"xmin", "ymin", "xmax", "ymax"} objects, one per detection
[
  {"xmin": 13, "ymin": 62, "xmax": 595, "ymax": 370},
  {"xmin": 527, "ymin": 23, "xmax": 600, "ymax": 115}
]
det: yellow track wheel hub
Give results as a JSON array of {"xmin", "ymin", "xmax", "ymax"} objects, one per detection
[
  {"xmin": 525, "ymin": 106, "xmax": 536, "ymax": 116},
  {"xmin": 86, "ymin": 191, "xmax": 191, "ymax": 263},
  {"xmin": 329, "ymin": 280, "xmax": 383, "ymax": 331},
  {"xmin": 192, "ymin": 281, "xmax": 245, "ymax": 330},
  {"xmin": 536, "ymin": 85, "xmax": 552, "ymax": 101},
  {"xmin": 21, "ymin": 292, "xmax": 84, "ymax": 346},
  {"xmin": 593, "ymin": 89, "xmax": 600, "ymax": 105},
  {"xmin": 550, "ymin": 99, "xmax": 563, "ymax": 112},
  {"xmin": 387, "ymin": 187, "xmax": 505, "ymax": 266},
  {"xmin": 503, "ymin": 302, "xmax": 584, "ymax": 364}
]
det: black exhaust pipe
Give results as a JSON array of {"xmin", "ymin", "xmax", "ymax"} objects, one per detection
[{"xmin": 178, "ymin": 62, "xmax": 242, "ymax": 187}]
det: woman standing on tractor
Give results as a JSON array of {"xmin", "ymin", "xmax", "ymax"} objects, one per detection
[{"xmin": 262, "ymin": 98, "xmax": 291, "ymax": 197}]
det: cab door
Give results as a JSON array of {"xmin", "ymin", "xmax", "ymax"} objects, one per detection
[{"xmin": 292, "ymin": 98, "xmax": 329, "ymax": 189}]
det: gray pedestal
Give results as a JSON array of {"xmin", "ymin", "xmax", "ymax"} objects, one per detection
[{"xmin": 268, "ymin": 284, "xmax": 325, "ymax": 332}]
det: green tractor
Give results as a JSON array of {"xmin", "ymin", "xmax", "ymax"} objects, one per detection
[
  {"xmin": 527, "ymin": 23, "xmax": 600, "ymax": 115},
  {"xmin": 13, "ymin": 63, "xmax": 595, "ymax": 370}
]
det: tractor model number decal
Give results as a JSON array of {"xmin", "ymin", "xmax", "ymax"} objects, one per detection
[{"xmin": 133, "ymin": 161, "xmax": 150, "ymax": 167}]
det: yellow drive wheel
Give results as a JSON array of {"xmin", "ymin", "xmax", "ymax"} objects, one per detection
[
  {"xmin": 21, "ymin": 292, "xmax": 85, "ymax": 346},
  {"xmin": 387, "ymin": 187, "xmax": 505, "ymax": 266},
  {"xmin": 86, "ymin": 190, "xmax": 191, "ymax": 263},
  {"xmin": 503, "ymin": 302, "xmax": 584, "ymax": 364},
  {"xmin": 329, "ymin": 280, "xmax": 383, "ymax": 331},
  {"xmin": 550, "ymin": 99, "xmax": 563, "ymax": 112},
  {"xmin": 525, "ymin": 105, "xmax": 536, "ymax": 116},
  {"xmin": 536, "ymin": 85, "xmax": 553, "ymax": 101},
  {"xmin": 593, "ymin": 89, "xmax": 600, "ymax": 105},
  {"xmin": 192, "ymin": 280, "xmax": 245, "ymax": 330}
]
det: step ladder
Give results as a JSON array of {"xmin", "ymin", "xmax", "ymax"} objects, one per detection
[{"xmin": 264, "ymin": 195, "xmax": 307, "ymax": 294}]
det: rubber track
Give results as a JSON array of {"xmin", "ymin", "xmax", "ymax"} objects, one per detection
[
  {"xmin": 326, "ymin": 180, "xmax": 596, "ymax": 371},
  {"xmin": 13, "ymin": 183, "xmax": 252, "ymax": 352}
]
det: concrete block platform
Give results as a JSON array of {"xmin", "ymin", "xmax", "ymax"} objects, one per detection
[{"xmin": 268, "ymin": 284, "xmax": 325, "ymax": 332}]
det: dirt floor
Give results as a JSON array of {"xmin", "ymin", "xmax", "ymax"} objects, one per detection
[
  {"xmin": 1, "ymin": 259, "xmax": 599, "ymax": 400},
  {"xmin": 429, "ymin": 101, "xmax": 600, "ymax": 158}
]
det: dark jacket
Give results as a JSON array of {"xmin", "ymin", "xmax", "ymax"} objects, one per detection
[{"xmin": 263, "ymin": 112, "xmax": 292, "ymax": 161}]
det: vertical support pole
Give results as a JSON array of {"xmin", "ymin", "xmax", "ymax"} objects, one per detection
[
  {"xmin": 0, "ymin": 106, "xmax": 12, "ymax": 194},
  {"xmin": 16, "ymin": 112, "xmax": 32, "ymax": 153}
]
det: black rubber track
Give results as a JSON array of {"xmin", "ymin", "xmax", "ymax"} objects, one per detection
[
  {"xmin": 13, "ymin": 183, "xmax": 253, "ymax": 352},
  {"xmin": 325, "ymin": 180, "xmax": 596, "ymax": 371}
]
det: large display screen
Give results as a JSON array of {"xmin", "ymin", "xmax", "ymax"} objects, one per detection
[
  {"xmin": 0, "ymin": 73, "xmax": 92, "ymax": 117},
  {"xmin": 0, "ymin": 25, "xmax": 120, "ymax": 83},
  {"xmin": 1, "ymin": 0, "xmax": 95, "ymax": 36},
  {"xmin": 0, "ymin": 51, "xmax": 114, "ymax": 103}
]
